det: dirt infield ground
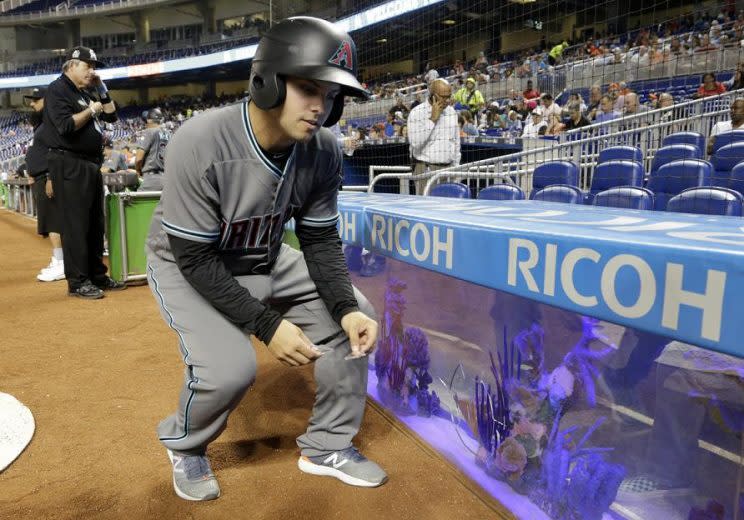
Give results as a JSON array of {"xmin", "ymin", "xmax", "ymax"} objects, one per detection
[{"xmin": 0, "ymin": 210, "xmax": 507, "ymax": 520}]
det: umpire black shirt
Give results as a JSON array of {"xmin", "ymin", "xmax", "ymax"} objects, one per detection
[
  {"xmin": 42, "ymin": 73, "xmax": 117, "ymax": 158},
  {"xmin": 25, "ymin": 111, "xmax": 49, "ymax": 177}
]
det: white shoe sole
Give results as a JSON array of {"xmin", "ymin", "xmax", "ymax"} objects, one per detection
[
  {"xmin": 297, "ymin": 456, "xmax": 387, "ymax": 488},
  {"xmin": 36, "ymin": 272, "xmax": 65, "ymax": 282},
  {"xmin": 166, "ymin": 450, "xmax": 220, "ymax": 501}
]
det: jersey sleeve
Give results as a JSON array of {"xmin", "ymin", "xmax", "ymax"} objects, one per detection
[
  {"xmin": 161, "ymin": 132, "xmax": 221, "ymax": 243},
  {"xmin": 295, "ymin": 148, "xmax": 342, "ymax": 229}
]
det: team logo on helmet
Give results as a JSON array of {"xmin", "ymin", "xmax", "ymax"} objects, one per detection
[{"xmin": 328, "ymin": 40, "xmax": 354, "ymax": 71}]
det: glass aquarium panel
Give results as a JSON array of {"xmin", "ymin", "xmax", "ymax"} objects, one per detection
[{"xmin": 349, "ymin": 251, "xmax": 744, "ymax": 520}]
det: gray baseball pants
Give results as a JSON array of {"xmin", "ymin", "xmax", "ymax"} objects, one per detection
[{"xmin": 146, "ymin": 243, "xmax": 374, "ymax": 457}]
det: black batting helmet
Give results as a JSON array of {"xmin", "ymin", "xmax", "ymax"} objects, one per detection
[
  {"xmin": 143, "ymin": 107, "xmax": 164, "ymax": 123},
  {"xmin": 249, "ymin": 16, "xmax": 369, "ymax": 127}
]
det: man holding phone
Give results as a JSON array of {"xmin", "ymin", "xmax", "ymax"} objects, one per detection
[{"xmin": 406, "ymin": 78, "xmax": 461, "ymax": 195}]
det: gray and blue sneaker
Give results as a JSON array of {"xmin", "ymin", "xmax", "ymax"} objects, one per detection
[
  {"xmin": 167, "ymin": 449, "xmax": 221, "ymax": 501},
  {"xmin": 298, "ymin": 447, "xmax": 388, "ymax": 487}
]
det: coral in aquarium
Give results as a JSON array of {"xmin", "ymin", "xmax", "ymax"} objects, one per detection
[
  {"xmin": 374, "ymin": 278, "xmax": 439, "ymax": 416},
  {"xmin": 448, "ymin": 318, "xmax": 624, "ymax": 520}
]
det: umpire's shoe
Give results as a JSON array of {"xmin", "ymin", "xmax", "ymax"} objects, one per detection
[
  {"xmin": 298, "ymin": 446, "xmax": 388, "ymax": 487},
  {"xmin": 68, "ymin": 281, "xmax": 104, "ymax": 299},
  {"xmin": 94, "ymin": 276, "xmax": 127, "ymax": 291},
  {"xmin": 167, "ymin": 450, "xmax": 221, "ymax": 501}
]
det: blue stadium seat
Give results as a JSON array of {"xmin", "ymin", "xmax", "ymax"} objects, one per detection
[
  {"xmin": 728, "ymin": 162, "xmax": 744, "ymax": 197},
  {"xmin": 650, "ymin": 144, "xmax": 700, "ymax": 175},
  {"xmin": 661, "ymin": 132, "xmax": 705, "ymax": 158},
  {"xmin": 587, "ymin": 160, "xmax": 644, "ymax": 203},
  {"xmin": 529, "ymin": 161, "xmax": 579, "ymax": 198},
  {"xmin": 429, "ymin": 183, "xmax": 470, "ymax": 199},
  {"xmin": 477, "ymin": 184, "xmax": 525, "ymax": 200},
  {"xmin": 647, "ymin": 159, "xmax": 712, "ymax": 210},
  {"xmin": 667, "ymin": 187, "xmax": 743, "ymax": 216},
  {"xmin": 598, "ymin": 146, "xmax": 643, "ymax": 164},
  {"xmin": 711, "ymin": 130, "xmax": 744, "ymax": 155},
  {"xmin": 531, "ymin": 184, "xmax": 584, "ymax": 204},
  {"xmin": 711, "ymin": 142, "xmax": 744, "ymax": 183},
  {"xmin": 593, "ymin": 186, "xmax": 655, "ymax": 210}
]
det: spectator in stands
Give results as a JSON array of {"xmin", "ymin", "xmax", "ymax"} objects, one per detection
[
  {"xmin": 540, "ymin": 94, "xmax": 562, "ymax": 120},
  {"xmin": 587, "ymin": 85, "xmax": 603, "ymax": 120},
  {"xmin": 424, "ymin": 64, "xmax": 439, "ymax": 84},
  {"xmin": 383, "ymin": 113, "xmax": 396, "ymax": 137},
  {"xmin": 135, "ymin": 108, "xmax": 171, "ymax": 190},
  {"xmin": 505, "ymin": 110, "xmax": 523, "ymax": 135},
  {"xmin": 522, "ymin": 80, "xmax": 540, "ymax": 103},
  {"xmin": 694, "ymin": 72, "xmax": 727, "ymax": 98},
  {"xmin": 594, "ymin": 95, "xmax": 620, "ymax": 123},
  {"xmin": 547, "ymin": 41, "xmax": 569, "ymax": 66},
  {"xmin": 407, "ymin": 78, "xmax": 460, "ymax": 195},
  {"xmin": 24, "ymin": 87, "xmax": 65, "ymax": 283},
  {"xmin": 657, "ymin": 92, "xmax": 675, "ymax": 109},
  {"xmin": 410, "ymin": 93, "xmax": 423, "ymax": 110},
  {"xmin": 564, "ymin": 105, "xmax": 591, "ymax": 130},
  {"xmin": 388, "ymin": 97, "xmax": 410, "ymax": 120},
  {"xmin": 565, "ymin": 93, "xmax": 587, "ymax": 114},
  {"xmin": 724, "ymin": 64, "xmax": 744, "ymax": 90},
  {"xmin": 623, "ymin": 92, "xmax": 650, "ymax": 115},
  {"xmin": 544, "ymin": 113, "xmax": 565, "ymax": 136},
  {"xmin": 454, "ymin": 77, "xmax": 486, "ymax": 117},
  {"xmin": 522, "ymin": 109, "xmax": 547, "ymax": 138},
  {"xmin": 100, "ymin": 145, "xmax": 128, "ymax": 173},
  {"xmin": 459, "ymin": 111, "xmax": 479, "ymax": 136},
  {"xmin": 708, "ymin": 98, "xmax": 744, "ymax": 154},
  {"xmin": 42, "ymin": 46, "xmax": 125, "ymax": 299}
]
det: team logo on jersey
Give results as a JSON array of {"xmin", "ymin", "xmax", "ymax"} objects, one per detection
[
  {"xmin": 219, "ymin": 206, "xmax": 298, "ymax": 252},
  {"xmin": 328, "ymin": 40, "xmax": 354, "ymax": 71}
]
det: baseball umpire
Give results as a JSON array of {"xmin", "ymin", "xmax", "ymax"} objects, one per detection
[
  {"xmin": 43, "ymin": 46, "xmax": 126, "ymax": 298},
  {"xmin": 135, "ymin": 108, "xmax": 170, "ymax": 191},
  {"xmin": 24, "ymin": 87, "xmax": 65, "ymax": 282},
  {"xmin": 145, "ymin": 17, "xmax": 386, "ymax": 501}
]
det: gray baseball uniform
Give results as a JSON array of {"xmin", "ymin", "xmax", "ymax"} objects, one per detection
[
  {"xmin": 136, "ymin": 126, "xmax": 171, "ymax": 190},
  {"xmin": 146, "ymin": 100, "xmax": 374, "ymax": 458}
]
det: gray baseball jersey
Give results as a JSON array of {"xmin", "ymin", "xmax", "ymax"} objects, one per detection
[
  {"xmin": 136, "ymin": 126, "xmax": 171, "ymax": 174},
  {"xmin": 146, "ymin": 101, "xmax": 342, "ymax": 274}
]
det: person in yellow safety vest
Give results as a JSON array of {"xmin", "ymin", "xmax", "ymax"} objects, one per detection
[
  {"xmin": 454, "ymin": 77, "xmax": 485, "ymax": 116},
  {"xmin": 548, "ymin": 41, "xmax": 569, "ymax": 66}
]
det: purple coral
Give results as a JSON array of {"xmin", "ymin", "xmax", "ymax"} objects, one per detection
[
  {"xmin": 404, "ymin": 327, "xmax": 430, "ymax": 368},
  {"xmin": 561, "ymin": 317, "xmax": 615, "ymax": 407}
]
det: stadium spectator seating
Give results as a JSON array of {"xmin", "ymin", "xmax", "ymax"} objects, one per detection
[
  {"xmin": 598, "ymin": 146, "xmax": 643, "ymax": 164},
  {"xmin": 649, "ymin": 144, "xmax": 700, "ymax": 175},
  {"xmin": 529, "ymin": 161, "xmax": 579, "ymax": 198},
  {"xmin": 711, "ymin": 130, "xmax": 744, "ymax": 155},
  {"xmin": 587, "ymin": 160, "xmax": 644, "ymax": 203},
  {"xmin": 593, "ymin": 186, "xmax": 655, "ymax": 210},
  {"xmin": 711, "ymin": 142, "xmax": 744, "ymax": 183},
  {"xmin": 532, "ymin": 184, "xmax": 584, "ymax": 204},
  {"xmin": 667, "ymin": 186, "xmax": 743, "ymax": 216},
  {"xmin": 727, "ymin": 162, "xmax": 744, "ymax": 196},
  {"xmin": 429, "ymin": 183, "xmax": 470, "ymax": 199},
  {"xmin": 477, "ymin": 184, "xmax": 525, "ymax": 200},
  {"xmin": 647, "ymin": 158, "xmax": 712, "ymax": 210},
  {"xmin": 662, "ymin": 132, "xmax": 706, "ymax": 157}
]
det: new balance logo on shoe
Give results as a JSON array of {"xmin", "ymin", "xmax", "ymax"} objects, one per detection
[{"xmin": 323, "ymin": 453, "xmax": 349, "ymax": 469}]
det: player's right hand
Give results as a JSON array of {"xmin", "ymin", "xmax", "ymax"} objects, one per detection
[
  {"xmin": 45, "ymin": 178, "xmax": 53, "ymax": 198},
  {"xmin": 267, "ymin": 319, "xmax": 323, "ymax": 367}
]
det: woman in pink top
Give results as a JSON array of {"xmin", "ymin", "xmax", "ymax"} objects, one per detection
[{"xmin": 695, "ymin": 73, "xmax": 727, "ymax": 98}]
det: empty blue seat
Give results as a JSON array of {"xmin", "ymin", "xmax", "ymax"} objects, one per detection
[
  {"xmin": 429, "ymin": 182, "xmax": 470, "ymax": 199},
  {"xmin": 593, "ymin": 186, "xmax": 655, "ymax": 210},
  {"xmin": 650, "ymin": 144, "xmax": 700, "ymax": 175},
  {"xmin": 647, "ymin": 159, "xmax": 712, "ymax": 210},
  {"xmin": 667, "ymin": 187, "xmax": 743, "ymax": 216},
  {"xmin": 530, "ymin": 161, "xmax": 579, "ymax": 198},
  {"xmin": 532, "ymin": 184, "xmax": 584, "ymax": 204},
  {"xmin": 728, "ymin": 162, "xmax": 744, "ymax": 196},
  {"xmin": 711, "ymin": 142, "xmax": 744, "ymax": 183},
  {"xmin": 587, "ymin": 160, "xmax": 644, "ymax": 203},
  {"xmin": 662, "ymin": 132, "xmax": 705, "ymax": 158},
  {"xmin": 477, "ymin": 184, "xmax": 525, "ymax": 200},
  {"xmin": 711, "ymin": 130, "xmax": 744, "ymax": 155},
  {"xmin": 598, "ymin": 146, "xmax": 643, "ymax": 164}
]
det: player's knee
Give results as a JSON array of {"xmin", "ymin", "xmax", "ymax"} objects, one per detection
[{"xmin": 217, "ymin": 359, "xmax": 257, "ymax": 397}]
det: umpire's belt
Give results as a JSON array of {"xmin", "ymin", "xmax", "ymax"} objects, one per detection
[{"xmin": 49, "ymin": 148, "xmax": 101, "ymax": 165}]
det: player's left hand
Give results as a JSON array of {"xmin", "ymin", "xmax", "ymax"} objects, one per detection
[{"xmin": 341, "ymin": 311, "xmax": 378, "ymax": 357}]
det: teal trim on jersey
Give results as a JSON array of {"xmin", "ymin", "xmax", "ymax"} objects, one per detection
[
  {"xmin": 298, "ymin": 212, "xmax": 341, "ymax": 227},
  {"xmin": 147, "ymin": 264, "xmax": 197, "ymax": 442},
  {"xmin": 242, "ymin": 101, "xmax": 297, "ymax": 180},
  {"xmin": 162, "ymin": 219, "xmax": 220, "ymax": 242}
]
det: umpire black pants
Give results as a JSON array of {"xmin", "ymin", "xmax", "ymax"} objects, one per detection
[{"xmin": 49, "ymin": 150, "xmax": 107, "ymax": 290}]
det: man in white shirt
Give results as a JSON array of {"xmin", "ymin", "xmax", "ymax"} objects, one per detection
[
  {"xmin": 708, "ymin": 98, "xmax": 744, "ymax": 155},
  {"xmin": 540, "ymin": 94, "xmax": 562, "ymax": 120},
  {"xmin": 522, "ymin": 110, "xmax": 547, "ymax": 138},
  {"xmin": 407, "ymin": 78, "xmax": 461, "ymax": 194}
]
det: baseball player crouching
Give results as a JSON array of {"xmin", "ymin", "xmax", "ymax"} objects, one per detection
[{"xmin": 145, "ymin": 17, "xmax": 386, "ymax": 501}]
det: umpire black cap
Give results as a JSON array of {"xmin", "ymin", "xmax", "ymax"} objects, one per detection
[
  {"xmin": 67, "ymin": 46, "xmax": 106, "ymax": 68},
  {"xmin": 23, "ymin": 87, "xmax": 46, "ymax": 100},
  {"xmin": 143, "ymin": 107, "xmax": 164, "ymax": 123},
  {"xmin": 249, "ymin": 16, "xmax": 369, "ymax": 127}
]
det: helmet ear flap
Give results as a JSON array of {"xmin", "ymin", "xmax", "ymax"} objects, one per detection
[
  {"xmin": 249, "ymin": 70, "xmax": 286, "ymax": 110},
  {"xmin": 322, "ymin": 95, "xmax": 345, "ymax": 127}
]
